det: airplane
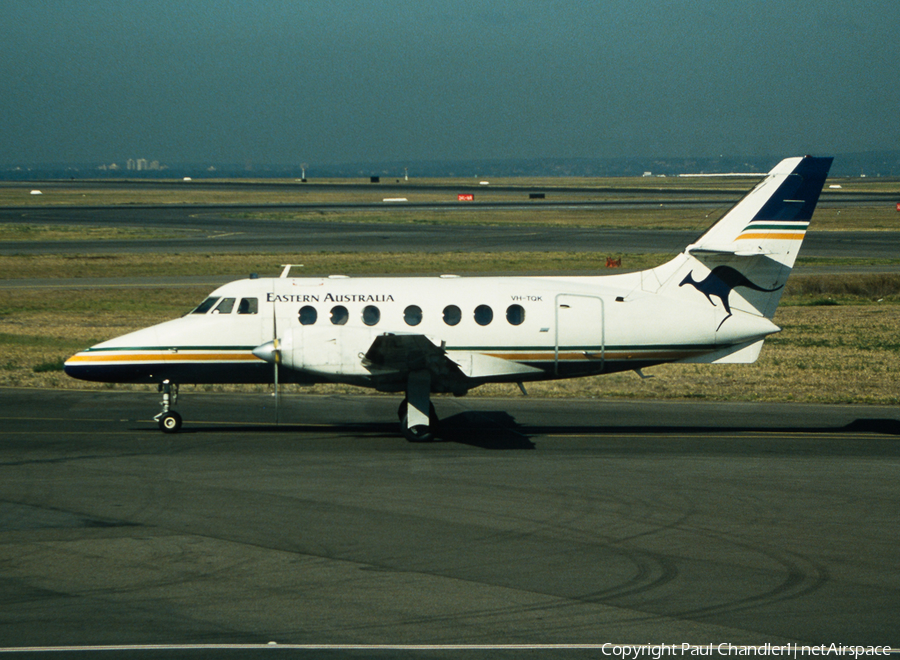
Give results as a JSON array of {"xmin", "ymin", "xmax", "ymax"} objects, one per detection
[{"xmin": 65, "ymin": 155, "xmax": 833, "ymax": 441}]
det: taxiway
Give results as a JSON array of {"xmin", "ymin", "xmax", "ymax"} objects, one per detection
[
  {"xmin": 1, "ymin": 204, "xmax": 899, "ymax": 259},
  {"xmin": 0, "ymin": 389, "xmax": 897, "ymax": 651}
]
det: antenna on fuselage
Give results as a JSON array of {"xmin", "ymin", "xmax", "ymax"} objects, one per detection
[{"xmin": 280, "ymin": 264, "xmax": 303, "ymax": 278}]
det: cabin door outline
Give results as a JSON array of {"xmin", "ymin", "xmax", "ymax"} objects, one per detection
[{"xmin": 554, "ymin": 294, "xmax": 605, "ymax": 376}]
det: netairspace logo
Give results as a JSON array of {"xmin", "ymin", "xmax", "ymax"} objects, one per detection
[{"xmin": 599, "ymin": 644, "xmax": 893, "ymax": 658}]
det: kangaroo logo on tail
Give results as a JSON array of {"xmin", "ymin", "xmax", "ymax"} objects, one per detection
[{"xmin": 680, "ymin": 265, "xmax": 782, "ymax": 328}]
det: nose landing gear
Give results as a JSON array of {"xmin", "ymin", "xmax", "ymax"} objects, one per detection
[{"xmin": 153, "ymin": 380, "xmax": 182, "ymax": 433}]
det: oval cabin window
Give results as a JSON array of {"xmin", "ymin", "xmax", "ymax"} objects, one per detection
[
  {"xmin": 330, "ymin": 305, "xmax": 349, "ymax": 325},
  {"xmin": 299, "ymin": 306, "xmax": 317, "ymax": 325},
  {"xmin": 474, "ymin": 305, "xmax": 493, "ymax": 326},
  {"xmin": 362, "ymin": 305, "xmax": 380, "ymax": 326},
  {"xmin": 404, "ymin": 305, "xmax": 423, "ymax": 326},
  {"xmin": 506, "ymin": 304, "xmax": 525, "ymax": 325},
  {"xmin": 442, "ymin": 305, "xmax": 461, "ymax": 326}
]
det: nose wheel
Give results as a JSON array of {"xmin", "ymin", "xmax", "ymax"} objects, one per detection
[
  {"xmin": 157, "ymin": 411, "xmax": 182, "ymax": 433},
  {"xmin": 153, "ymin": 380, "xmax": 182, "ymax": 433}
]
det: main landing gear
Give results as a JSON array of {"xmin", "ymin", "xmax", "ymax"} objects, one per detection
[
  {"xmin": 398, "ymin": 370, "xmax": 439, "ymax": 442},
  {"xmin": 153, "ymin": 380, "xmax": 182, "ymax": 433},
  {"xmin": 149, "ymin": 373, "xmax": 443, "ymax": 441}
]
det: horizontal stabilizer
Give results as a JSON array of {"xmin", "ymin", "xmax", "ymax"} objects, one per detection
[{"xmin": 687, "ymin": 245, "xmax": 773, "ymax": 257}]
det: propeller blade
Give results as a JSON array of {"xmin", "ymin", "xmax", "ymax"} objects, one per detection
[{"xmin": 273, "ymin": 297, "xmax": 279, "ymax": 423}]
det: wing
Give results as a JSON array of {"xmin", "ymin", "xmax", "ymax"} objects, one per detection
[
  {"xmin": 363, "ymin": 333, "xmax": 543, "ymax": 394},
  {"xmin": 363, "ymin": 333, "xmax": 450, "ymax": 373}
]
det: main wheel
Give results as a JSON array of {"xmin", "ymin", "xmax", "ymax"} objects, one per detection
[
  {"xmin": 158, "ymin": 411, "xmax": 182, "ymax": 433},
  {"xmin": 397, "ymin": 399, "xmax": 438, "ymax": 426},
  {"xmin": 400, "ymin": 415, "xmax": 435, "ymax": 442}
]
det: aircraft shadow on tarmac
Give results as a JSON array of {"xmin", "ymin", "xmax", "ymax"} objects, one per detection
[
  {"xmin": 436, "ymin": 412, "xmax": 900, "ymax": 454},
  {"xmin": 157, "ymin": 412, "xmax": 900, "ymax": 455},
  {"xmin": 433, "ymin": 411, "xmax": 536, "ymax": 449},
  {"xmin": 147, "ymin": 412, "xmax": 537, "ymax": 450}
]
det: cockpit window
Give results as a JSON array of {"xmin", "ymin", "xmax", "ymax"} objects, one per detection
[
  {"xmin": 213, "ymin": 298, "xmax": 236, "ymax": 314},
  {"xmin": 191, "ymin": 297, "xmax": 220, "ymax": 314},
  {"xmin": 238, "ymin": 298, "xmax": 258, "ymax": 314}
]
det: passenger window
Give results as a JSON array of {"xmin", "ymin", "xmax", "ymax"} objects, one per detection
[
  {"xmin": 330, "ymin": 305, "xmax": 348, "ymax": 325},
  {"xmin": 474, "ymin": 305, "xmax": 493, "ymax": 326},
  {"xmin": 404, "ymin": 305, "xmax": 423, "ymax": 326},
  {"xmin": 238, "ymin": 298, "xmax": 258, "ymax": 314},
  {"xmin": 299, "ymin": 306, "xmax": 317, "ymax": 325},
  {"xmin": 191, "ymin": 297, "xmax": 220, "ymax": 314},
  {"xmin": 362, "ymin": 305, "xmax": 380, "ymax": 326},
  {"xmin": 443, "ymin": 305, "xmax": 461, "ymax": 326},
  {"xmin": 506, "ymin": 304, "xmax": 525, "ymax": 325},
  {"xmin": 213, "ymin": 298, "xmax": 236, "ymax": 314}
]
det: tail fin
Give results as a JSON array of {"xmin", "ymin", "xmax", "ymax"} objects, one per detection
[
  {"xmin": 654, "ymin": 155, "xmax": 832, "ymax": 320},
  {"xmin": 686, "ymin": 155, "xmax": 833, "ymax": 266}
]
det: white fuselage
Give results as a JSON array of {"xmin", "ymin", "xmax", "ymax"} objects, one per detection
[
  {"xmin": 62, "ymin": 155, "xmax": 832, "ymax": 438},
  {"xmin": 64, "ymin": 270, "xmax": 777, "ymax": 391}
]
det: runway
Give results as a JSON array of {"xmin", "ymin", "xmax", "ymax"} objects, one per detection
[
  {"xmin": 0, "ymin": 389, "xmax": 897, "ymax": 653},
  {"xmin": 1, "ymin": 204, "xmax": 899, "ymax": 259}
]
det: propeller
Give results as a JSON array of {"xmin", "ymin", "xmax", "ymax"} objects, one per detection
[
  {"xmin": 272, "ymin": 296, "xmax": 280, "ymax": 424},
  {"xmin": 251, "ymin": 290, "xmax": 281, "ymax": 424}
]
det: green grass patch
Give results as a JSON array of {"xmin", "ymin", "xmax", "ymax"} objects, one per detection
[
  {"xmin": 0, "ymin": 332, "xmax": 85, "ymax": 348},
  {"xmin": 0, "ymin": 287, "xmax": 205, "ymax": 317},
  {"xmin": 784, "ymin": 273, "xmax": 900, "ymax": 302},
  {"xmin": 3, "ymin": 251, "xmax": 900, "ymax": 284},
  {"xmin": 2, "ymin": 285, "xmax": 899, "ymax": 404},
  {"xmin": 32, "ymin": 358, "xmax": 66, "ymax": 373},
  {"xmin": 0, "ymin": 251, "xmax": 671, "ymax": 280},
  {"xmin": 0, "ymin": 223, "xmax": 181, "ymax": 242},
  {"xmin": 235, "ymin": 206, "xmax": 730, "ymax": 231}
]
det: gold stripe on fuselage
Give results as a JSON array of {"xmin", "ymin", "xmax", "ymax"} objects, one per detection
[{"xmin": 66, "ymin": 352, "xmax": 262, "ymax": 364}]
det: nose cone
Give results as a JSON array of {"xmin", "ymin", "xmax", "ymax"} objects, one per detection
[
  {"xmin": 252, "ymin": 340, "xmax": 279, "ymax": 364},
  {"xmin": 64, "ymin": 351, "xmax": 90, "ymax": 380},
  {"xmin": 63, "ymin": 348, "xmax": 132, "ymax": 383}
]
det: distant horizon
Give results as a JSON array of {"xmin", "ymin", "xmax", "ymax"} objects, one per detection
[
  {"xmin": 2, "ymin": 149, "xmax": 899, "ymax": 179},
  {"xmin": 3, "ymin": 3, "xmax": 898, "ymax": 171}
]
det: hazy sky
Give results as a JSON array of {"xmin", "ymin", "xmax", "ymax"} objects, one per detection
[{"xmin": 2, "ymin": 0, "xmax": 898, "ymax": 166}]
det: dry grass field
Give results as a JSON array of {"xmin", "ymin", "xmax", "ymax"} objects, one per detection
[
  {"xmin": 2, "ymin": 175, "xmax": 898, "ymax": 404},
  {"xmin": 2, "ymin": 264, "xmax": 898, "ymax": 405}
]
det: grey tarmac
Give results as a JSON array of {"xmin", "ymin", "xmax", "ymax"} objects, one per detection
[
  {"xmin": 0, "ymin": 389, "xmax": 897, "ymax": 656},
  {"xmin": 1, "ymin": 204, "xmax": 899, "ymax": 259}
]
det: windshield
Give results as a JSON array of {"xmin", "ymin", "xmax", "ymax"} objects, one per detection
[{"xmin": 190, "ymin": 297, "xmax": 220, "ymax": 314}]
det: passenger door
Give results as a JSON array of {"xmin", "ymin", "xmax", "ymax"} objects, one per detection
[{"xmin": 554, "ymin": 294, "xmax": 604, "ymax": 375}]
